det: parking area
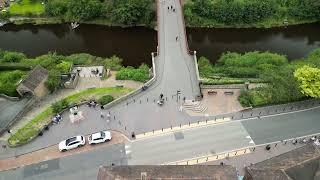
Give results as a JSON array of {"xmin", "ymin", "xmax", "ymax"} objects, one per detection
[{"xmin": 0, "ymin": 130, "xmax": 127, "ymax": 171}]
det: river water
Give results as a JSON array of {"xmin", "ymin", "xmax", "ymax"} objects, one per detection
[{"xmin": 0, "ymin": 23, "xmax": 319, "ymax": 66}]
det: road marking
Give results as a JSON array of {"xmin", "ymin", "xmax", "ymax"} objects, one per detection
[{"xmin": 125, "ymin": 145, "xmax": 131, "ymax": 155}]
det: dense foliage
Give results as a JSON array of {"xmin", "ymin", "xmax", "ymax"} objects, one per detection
[
  {"xmin": 116, "ymin": 64, "xmax": 150, "ymax": 82},
  {"xmin": 198, "ymin": 51, "xmax": 287, "ymax": 79},
  {"xmin": 199, "ymin": 48, "xmax": 320, "ymax": 107},
  {"xmin": 184, "ymin": 0, "xmax": 320, "ymax": 27},
  {"xmin": 294, "ymin": 65, "xmax": 320, "ymax": 98},
  {"xmin": 104, "ymin": 55, "xmax": 123, "ymax": 71},
  {"xmin": 0, "ymin": 50, "xmax": 149, "ymax": 95},
  {"xmin": 106, "ymin": 0, "xmax": 154, "ymax": 25},
  {"xmin": 45, "ymin": 69, "xmax": 61, "ymax": 93},
  {"xmin": 44, "ymin": 0, "xmax": 155, "ymax": 25},
  {"xmin": 0, "ymin": 70, "xmax": 25, "ymax": 96},
  {"xmin": 51, "ymin": 99, "xmax": 69, "ymax": 114},
  {"xmin": 45, "ymin": 0, "xmax": 105, "ymax": 21},
  {"xmin": 98, "ymin": 95, "xmax": 114, "ymax": 105}
]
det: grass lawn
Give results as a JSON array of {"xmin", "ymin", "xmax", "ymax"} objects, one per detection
[
  {"xmin": 9, "ymin": 0, "xmax": 45, "ymax": 16},
  {"xmin": 8, "ymin": 87, "xmax": 133, "ymax": 147}
]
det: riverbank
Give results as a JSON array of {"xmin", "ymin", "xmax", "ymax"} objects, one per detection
[{"xmin": 2, "ymin": 15, "xmax": 319, "ymax": 29}]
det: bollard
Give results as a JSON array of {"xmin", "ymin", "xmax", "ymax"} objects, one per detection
[
  {"xmin": 291, "ymin": 106, "xmax": 293, "ymax": 110},
  {"xmin": 250, "ymin": 113, "xmax": 253, "ymax": 117},
  {"xmin": 189, "ymin": 122, "xmax": 190, "ymax": 126},
  {"xmin": 197, "ymin": 159, "xmax": 198, "ymax": 163},
  {"xmin": 216, "ymin": 155, "xmax": 218, "ymax": 159},
  {"xmin": 171, "ymin": 125, "xmax": 172, "ymax": 129},
  {"xmin": 162, "ymin": 128, "xmax": 163, "ymax": 131},
  {"xmin": 283, "ymin": 107, "xmax": 285, "ymax": 111},
  {"xmin": 134, "ymin": 99, "xmax": 135, "ymax": 103},
  {"xmin": 206, "ymin": 119, "xmax": 208, "ymax": 123},
  {"xmin": 153, "ymin": 130, "xmax": 154, "ymax": 134},
  {"xmin": 275, "ymin": 143, "xmax": 277, "ymax": 147},
  {"xmin": 114, "ymin": 116, "xmax": 115, "ymax": 120},
  {"xmin": 126, "ymin": 102, "xmax": 128, "ymax": 106},
  {"xmin": 241, "ymin": 114, "xmax": 243, "ymax": 118},
  {"xmin": 180, "ymin": 124, "xmax": 181, "ymax": 128},
  {"xmin": 275, "ymin": 109, "xmax": 277, "ymax": 113},
  {"xmin": 285, "ymin": 141, "xmax": 287, "ymax": 145},
  {"xmin": 206, "ymin": 157, "xmax": 208, "ymax": 161},
  {"xmin": 197, "ymin": 121, "xmax": 199, "ymax": 124},
  {"xmin": 147, "ymin": 98, "xmax": 148, "ymax": 102},
  {"xmin": 244, "ymin": 149, "xmax": 247, "ymax": 153},
  {"xmin": 166, "ymin": 97, "xmax": 168, "ymax": 101},
  {"xmin": 140, "ymin": 100, "xmax": 141, "ymax": 104},
  {"xmin": 215, "ymin": 117, "xmax": 216, "ymax": 121},
  {"xmin": 231, "ymin": 116, "xmax": 233, "ymax": 120},
  {"xmin": 125, "ymin": 126, "xmax": 126, "ymax": 130},
  {"xmin": 154, "ymin": 99, "xmax": 155, "ymax": 103},
  {"xmin": 187, "ymin": 161, "xmax": 189, "ymax": 165}
]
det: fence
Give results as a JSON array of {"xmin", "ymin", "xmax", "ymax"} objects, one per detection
[{"xmin": 164, "ymin": 131, "xmax": 320, "ymax": 165}]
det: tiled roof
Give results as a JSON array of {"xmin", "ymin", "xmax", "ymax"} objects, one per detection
[
  {"xmin": 19, "ymin": 65, "xmax": 48, "ymax": 91},
  {"xmin": 246, "ymin": 144, "xmax": 320, "ymax": 180},
  {"xmin": 97, "ymin": 165, "xmax": 237, "ymax": 180}
]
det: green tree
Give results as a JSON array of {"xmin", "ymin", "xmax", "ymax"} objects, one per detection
[
  {"xmin": 108, "ymin": 0, "xmax": 153, "ymax": 25},
  {"xmin": 294, "ymin": 65, "xmax": 320, "ymax": 98},
  {"xmin": 66, "ymin": 0, "xmax": 104, "ymax": 21},
  {"xmin": 104, "ymin": 55, "xmax": 123, "ymax": 71},
  {"xmin": 98, "ymin": 95, "xmax": 114, "ymax": 105},
  {"xmin": 45, "ymin": 69, "xmax": 61, "ymax": 93}
]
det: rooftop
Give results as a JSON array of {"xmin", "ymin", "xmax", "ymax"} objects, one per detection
[
  {"xmin": 18, "ymin": 65, "xmax": 48, "ymax": 91},
  {"xmin": 97, "ymin": 165, "xmax": 237, "ymax": 180},
  {"xmin": 245, "ymin": 144, "xmax": 320, "ymax": 180}
]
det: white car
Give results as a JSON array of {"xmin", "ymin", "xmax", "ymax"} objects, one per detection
[
  {"xmin": 88, "ymin": 131, "xmax": 112, "ymax": 145},
  {"xmin": 59, "ymin": 135, "xmax": 85, "ymax": 152}
]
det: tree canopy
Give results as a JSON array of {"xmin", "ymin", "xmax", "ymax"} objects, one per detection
[{"xmin": 294, "ymin": 65, "xmax": 320, "ymax": 98}]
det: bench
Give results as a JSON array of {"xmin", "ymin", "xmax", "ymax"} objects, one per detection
[
  {"xmin": 224, "ymin": 91, "xmax": 234, "ymax": 95},
  {"xmin": 207, "ymin": 90, "xmax": 217, "ymax": 95}
]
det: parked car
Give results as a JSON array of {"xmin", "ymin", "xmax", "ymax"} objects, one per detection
[
  {"xmin": 88, "ymin": 131, "xmax": 112, "ymax": 145},
  {"xmin": 59, "ymin": 135, "xmax": 85, "ymax": 152}
]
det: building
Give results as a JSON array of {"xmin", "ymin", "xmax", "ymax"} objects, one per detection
[
  {"xmin": 16, "ymin": 65, "xmax": 49, "ymax": 98},
  {"xmin": 245, "ymin": 144, "xmax": 320, "ymax": 180},
  {"xmin": 97, "ymin": 165, "xmax": 237, "ymax": 180}
]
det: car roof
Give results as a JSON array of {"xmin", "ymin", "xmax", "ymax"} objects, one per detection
[{"xmin": 92, "ymin": 132, "xmax": 102, "ymax": 139}]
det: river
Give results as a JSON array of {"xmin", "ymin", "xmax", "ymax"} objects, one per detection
[{"xmin": 0, "ymin": 23, "xmax": 319, "ymax": 66}]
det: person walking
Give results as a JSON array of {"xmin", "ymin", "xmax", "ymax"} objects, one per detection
[
  {"xmin": 100, "ymin": 112, "xmax": 105, "ymax": 118},
  {"xmin": 176, "ymin": 36, "xmax": 178, "ymax": 41}
]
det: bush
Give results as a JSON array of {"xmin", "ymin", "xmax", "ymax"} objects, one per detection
[
  {"xmin": 1, "ymin": 51, "xmax": 26, "ymax": 63},
  {"xmin": 104, "ymin": 55, "xmax": 123, "ymax": 71},
  {"xmin": 116, "ymin": 64, "xmax": 150, "ymax": 82},
  {"xmin": 67, "ymin": 53, "xmax": 93, "ymax": 65},
  {"xmin": 0, "ymin": 70, "xmax": 26, "ymax": 96},
  {"xmin": 45, "ymin": 69, "xmax": 61, "ymax": 93},
  {"xmin": 238, "ymin": 90, "xmax": 252, "ymax": 107},
  {"xmin": 51, "ymin": 99, "xmax": 69, "ymax": 114},
  {"xmin": 98, "ymin": 95, "xmax": 114, "ymax": 105},
  {"xmin": 56, "ymin": 61, "xmax": 72, "ymax": 73}
]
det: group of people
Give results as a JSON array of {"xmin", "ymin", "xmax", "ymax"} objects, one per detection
[
  {"xmin": 52, "ymin": 114, "xmax": 62, "ymax": 124},
  {"xmin": 87, "ymin": 100, "xmax": 98, "ymax": 108},
  {"xmin": 167, "ymin": 5, "xmax": 175, "ymax": 12}
]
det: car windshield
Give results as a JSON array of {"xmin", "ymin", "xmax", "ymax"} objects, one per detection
[
  {"xmin": 66, "ymin": 137, "xmax": 77, "ymax": 145},
  {"xmin": 100, "ymin": 132, "xmax": 105, "ymax": 138}
]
